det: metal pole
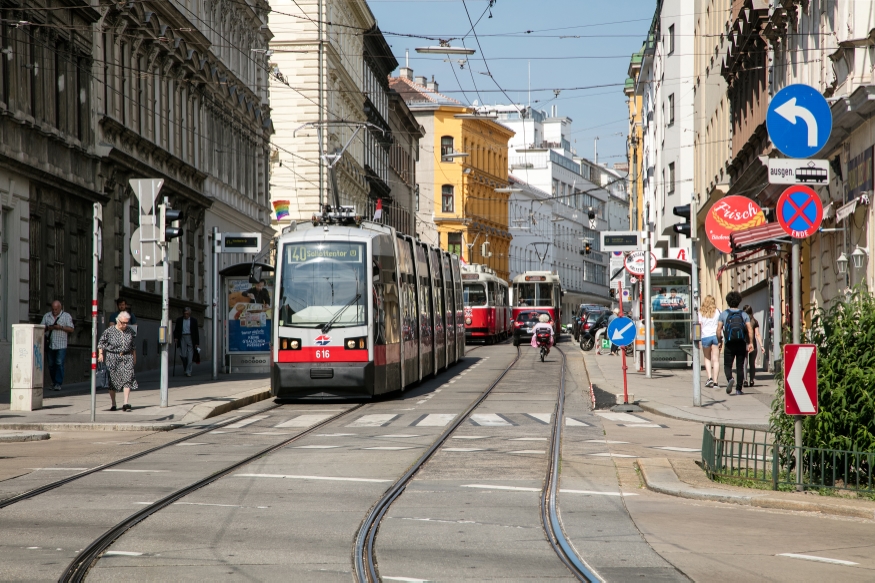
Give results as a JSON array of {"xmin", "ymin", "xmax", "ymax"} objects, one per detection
[
  {"xmin": 619, "ymin": 280, "xmax": 629, "ymax": 405},
  {"xmin": 691, "ymin": 237, "xmax": 701, "ymax": 407},
  {"xmin": 772, "ymin": 260, "xmax": 781, "ymax": 372},
  {"xmin": 160, "ymin": 197, "xmax": 170, "ymax": 408},
  {"xmin": 90, "ymin": 203, "xmax": 100, "ymax": 422},
  {"xmin": 644, "ymin": 224, "xmax": 653, "ymax": 378},
  {"xmin": 212, "ymin": 226, "xmax": 219, "ymax": 381},
  {"xmin": 791, "ymin": 240, "xmax": 803, "ymax": 490}
]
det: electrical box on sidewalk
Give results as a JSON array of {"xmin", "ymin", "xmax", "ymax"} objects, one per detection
[{"xmin": 10, "ymin": 324, "xmax": 45, "ymax": 411}]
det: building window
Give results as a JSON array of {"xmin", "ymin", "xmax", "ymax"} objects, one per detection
[
  {"xmin": 415, "ymin": 184, "xmax": 420, "ymax": 212},
  {"xmin": 668, "ymin": 162, "xmax": 675, "ymax": 194},
  {"xmin": 667, "ymin": 24, "xmax": 674, "ymax": 55},
  {"xmin": 441, "ymin": 185, "xmax": 454, "ymax": 213},
  {"xmin": 440, "ymin": 136, "xmax": 454, "ymax": 162},
  {"xmin": 668, "ymin": 93, "xmax": 675, "ymax": 126},
  {"xmin": 447, "ymin": 232, "xmax": 462, "ymax": 255}
]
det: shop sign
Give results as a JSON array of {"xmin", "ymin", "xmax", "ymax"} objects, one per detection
[{"xmin": 705, "ymin": 195, "xmax": 766, "ymax": 254}]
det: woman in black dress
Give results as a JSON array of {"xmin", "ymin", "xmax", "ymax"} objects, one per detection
[
  {"xmin": 742, "ymin": 305, "xmax": 765, "ymax": 387},
  {"xmin": 97, "ymin": 311, "xmax": 138, "ymax": 411}
]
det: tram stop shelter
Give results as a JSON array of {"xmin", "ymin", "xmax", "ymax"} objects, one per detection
[{"xmin": 218, "ymin": 262, "xmax": 275, "ymax": 374}]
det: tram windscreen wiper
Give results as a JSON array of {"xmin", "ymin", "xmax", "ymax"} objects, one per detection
[{"xmin": 321, "ymin": 294, "xmax": 362, "ymax": 334}]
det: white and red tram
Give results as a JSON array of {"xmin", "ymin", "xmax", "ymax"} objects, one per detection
[
  {"xmin": 511, "ymin": 271, "xmax": 563, "ymax": 338},
  {"xmin": 270, "ymin": 216, "xmax": 464, "ymax": 399},
  {"xmin": 460, "ymin": 264, "xmax": 512, "ymax": 344}
]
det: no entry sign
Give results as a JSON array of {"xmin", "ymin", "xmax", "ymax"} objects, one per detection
[
  {"xmin": 784, "ymin": 344, "xmax": 818, "ymax": 415},
  {"xmin": 777, "ymin": 185, "xmax": 823, "ymax": 239}
]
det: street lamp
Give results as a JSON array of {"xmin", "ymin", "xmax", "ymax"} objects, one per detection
[
  {"xmin": 852, "ymin": 246, "xmax": 869, "ymax": 269},
  {"xmin": 416, "ymin": 44, "xmax": 476, "ymax": 56},
  {"xmin": 494, "ymin": 187, "xmax": 522, "ymax": 193},
  {"xmin": 441, "ymin": 152, "xmax": 470, "ymax": 161},
  {"xmin": 837, "ymin": 252, "xmax": 849, "ymax": 274}
]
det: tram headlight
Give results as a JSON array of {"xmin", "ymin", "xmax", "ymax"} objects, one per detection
[
  {"xmin": 347, "ymin": 340, "xmax": 355, "ymax": 349},
  {"xmin": 344, "ymin": 336, "xmax": 367, "ymax": 350},
  {"xmin": 280, "ymin": 338, "xmax": 301, "ymax": 350},
  {"xmin": 290, "ymin": 340, "xmax": 300, "ymax": 349},
  {"xmin": 465, "ymin": 317, "xmax": 472, "ymax": 325}
]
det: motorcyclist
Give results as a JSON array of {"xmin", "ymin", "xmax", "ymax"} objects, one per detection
[{"xmin": 530, "ymin": 313, "xmax": 555, "ymax": 355}]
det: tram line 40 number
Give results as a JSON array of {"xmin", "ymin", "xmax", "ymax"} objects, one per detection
[{"xmin": 315, "ymin": 349, "xmax": 331, "ymax": 359}]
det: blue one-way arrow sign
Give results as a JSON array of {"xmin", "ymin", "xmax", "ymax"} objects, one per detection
[
  {"xmin": 767, "ymin": 84, "xmax": 832, "ymax": 159},
  {"xmin": 607, "ymin": 316, "xmax": 636, "ymax": 347}
]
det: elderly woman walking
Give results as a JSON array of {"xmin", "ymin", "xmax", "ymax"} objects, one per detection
[{"xmin": 97, "ymin": 311, "xmax": 138, "ymax": 411}]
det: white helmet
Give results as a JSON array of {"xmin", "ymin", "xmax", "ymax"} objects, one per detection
[{"xmin": 539, "ymin": 314, "xmax": 550, "ymax": 323}]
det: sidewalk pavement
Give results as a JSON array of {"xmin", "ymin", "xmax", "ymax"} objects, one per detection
[
  {"xmin": 0, "ymin": 361, "xmax": 271, "ymax": 432},
  {"xmin": 581, "ymin": 348, "xmax": 776, "ymax": 428}
]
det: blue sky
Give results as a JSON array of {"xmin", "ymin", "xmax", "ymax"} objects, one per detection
[{"xmin": 371, "ymin": 0, "xmax": 656, "ymax": 166}]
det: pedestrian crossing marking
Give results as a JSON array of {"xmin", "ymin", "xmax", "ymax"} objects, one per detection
[
  {"xmin": 413, "ymin": 414, "xmax": 456, "ymax": 427},
  {"xmin": 588, "ymin": 453, "xmax": 637, "ymax": 458},
  {"xmin": 224, "ymin": 415, "xmax": 269, "ymax": 428},
  {"xmin": 565, "ymin": 418, "xmax": 591, "ymax": 427},
  {"xmin": 509, "ymin": 437, "xmax": 548, "ymax": 441},
  {"xmin": 275, "ymin": 414, "xmax": 333, "ymax": 428},
  {"xmin": 292, "ymin": 445, "xmax": 341, "ymax": 449},
  {"xmin": 443, "ymin": 448, "xmax": 485, "ymax": 452},
  {"xmin": 619, "ymin": 423, "xmax": 664, "ymax": 428},
  {"xmin": 363, "ymin": 446, "xmax": 416, "ymax": 451},
  {"xmin": 593, "ymin": 411, "xmax": 650, "ymax": 423},
  {"xmin": 347, "ymin": 414, "xmax": 399, "ymax": 427},
  {"xmin": 651, "ymin": 446, "xmax": 700, "ymax": 452},
  {"xmin": 509, "ymin": 450, "xmax": 546, "ymax": 455},
  {"xmin": 469, "ymin": 413, "xmax": 515, "ymax": 427},
  {"xmin": 523, "ymin": 413, "xmax": 552, "ymax": 424}
]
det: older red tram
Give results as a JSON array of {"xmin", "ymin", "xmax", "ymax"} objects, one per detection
[{"xmin": 461, "ymin": 264, "xmax": 511, "ymax": 344}]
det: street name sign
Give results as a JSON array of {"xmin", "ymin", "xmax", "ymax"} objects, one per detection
[
  {"xmin": 222, "ymin": 233, "xmax": 262, "ymax": 254},
  {"xmin": 766, "ymin": 84, "xmax": 832, "ymax": 159},
  {"xmin": 601, "ymin": 231, "xmax": 642, "ymax": 253},
  {"xmin": 624, "ymin": 250, "xmax": 657, "ymax": 276},
  {"xmin": 777, "ymin": 185, "xmax": 823, "ymax": 238},
  {"xmin": 768, "ymin": 159, "xmax": 830, "ymax": 185},
  {"xmin": 608, "ymin": 316, "xmax": 636, "ymax": 347},
  {"xmin": 784, "ymin": 344, "xmax": 818, "ymax": 415}
]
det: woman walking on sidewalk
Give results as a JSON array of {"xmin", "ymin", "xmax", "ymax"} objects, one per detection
[
  {"xmin": 97, "ymin": 311, "xmax": 138, "ymax": 411},
  {"xmin": 699, "ymin": 295, "xmax": 721, "ymax": 388}
]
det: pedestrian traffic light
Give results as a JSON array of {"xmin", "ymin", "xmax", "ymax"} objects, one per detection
[
  {"xmin": 672, "ymin": 202, "xmax": 697, "ymax": 238},
  {"xmin": 159, "ymin": 203, "xmax": 184, "ymax": 242}
]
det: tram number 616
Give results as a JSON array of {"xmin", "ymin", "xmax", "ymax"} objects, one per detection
[{"xmin": 315, "ymin": 349, "xmax": 331, "ymax": 359}]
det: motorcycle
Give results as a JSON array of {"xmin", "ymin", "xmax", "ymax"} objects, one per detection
[
  {"xmin": 536, "ymin": 329, "xmax": 552, "ymax": 362},
  {"xmin": 579, "ymin": 320, "xmax": 605, "ymax": 351}
]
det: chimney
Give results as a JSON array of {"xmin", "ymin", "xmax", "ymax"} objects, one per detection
[
  {"xmin": 426, "ymin": 75, "xmax": 439, "ymax": 93},
  {"xmin": 399, "ymin": 49, "xmax": 413, "ymax": 79},
  {"xmin": 415, "ymin": 75, "xmax": 427, "ymax": 86}
]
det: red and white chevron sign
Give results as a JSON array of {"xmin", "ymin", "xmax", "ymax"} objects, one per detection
[{"xmin": 784, "ymin": 344, "xmax": 818, "ymax": 416}]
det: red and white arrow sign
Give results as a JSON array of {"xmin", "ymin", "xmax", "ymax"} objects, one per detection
[{"xmin": 784, "ymin": 344, "xmax": 818, "ymax": 416}]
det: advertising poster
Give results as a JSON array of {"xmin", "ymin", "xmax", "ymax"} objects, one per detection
[
  {"xmin": 227, "ymin": 276, "xmax": 274, "ymax": 353},
  {"xmin": 651, "ymin": 285, "xmax": 690, "ymax": 313},
  {"xmin": 705, "ymin": 195, "xmax": 766, "ymax": 253}
]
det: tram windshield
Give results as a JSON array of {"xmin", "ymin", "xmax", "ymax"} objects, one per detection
[
  {"xmin": 514, "ymin": 283, "xmax": 554, "ymax": 307},
  {"xmin": 277, "ymin": 241, "xmax": 367, "ymax": 328},
  {"xmin": 463, "ymin": 283, "xmax": 487, "ymax": 307}
]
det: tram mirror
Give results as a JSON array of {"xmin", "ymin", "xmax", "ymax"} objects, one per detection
[
  {"xmin": 249, "ymin": 264, "xmax": 263, "ymax": 284},
  {"xmin": 372, "ymin": 260, "xmax": 380, "ymax": 278}
]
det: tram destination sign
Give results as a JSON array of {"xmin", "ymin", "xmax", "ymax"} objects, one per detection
[
  {"xmin": 768, "ymin": 159, "xmax": 830, "ymax": 185},
  {"xmin": 600, "ymin": 231, "xmax": 643, "ymax": 252},
  {"xmin": 222, "ymin": 233, "xmax": 262, "ymax": 254}
]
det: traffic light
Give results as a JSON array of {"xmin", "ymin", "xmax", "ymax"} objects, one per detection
[
  {"xmin": 672, "ymin": 201, "xmax": 697, "ymax": 238},
  {"xmin": 159, "ymin": 203, "xmax": 184, "ymax": 242},
  {"xmin": 609, "ymin": 288, "xmax": 616, "ymax": 299},
  {"xmin": 584, "ymin": 242, "xmax": 592, "ymax": 255},
  {"xmin": 587, "ymin": 207, "xmax": 596, "ymax": 220}
]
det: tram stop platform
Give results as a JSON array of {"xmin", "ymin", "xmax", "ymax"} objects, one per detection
[
  {"xmin": 581, "ymin": 349, "xmax": 777, "ymax": 428},
  {"xmin": 0, "ymin": 363, "xmax": 270, "ymax": 431}
]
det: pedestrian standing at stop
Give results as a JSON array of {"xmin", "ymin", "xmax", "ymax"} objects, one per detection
[
  {"xmin": 173, "ymin": 307, "xmax": 200, "ymax": 377},
  {"xmin": 716, "ymin": 291, "xmax": 754, "ymax": 395},
  {"xmin": 699, "ymin": 295, "xmax": 722, "ymax": 388},
  {"xmin": 109, "ymin": 298, "xmax": 137, "ymax": 326},
  {"xmin": 97, "ymin": 311, "xmax": 138, "ymax": 411},
  {"xmin": 41, "ymin": 300, "xmax": 74, "ymax": 391}
]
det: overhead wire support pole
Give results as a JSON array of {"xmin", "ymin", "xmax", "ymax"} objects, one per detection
[
  {"xmin": 90, "ymin": 203, "xmax": 101, "ymax": 423},
  {"xmin": 644, "ymin": 203, "xmax": 652, "ymax": 379},
  {"xmin": 212, "ymin": 226, "xmax": 219, "ymax": 381},
  {"xmin": 160, "ymin": 197, "xmax": 170, "ymax": 409},
  {"xmin": 690, "ymin": 198, "xmax": 701, "ymax": 407}
]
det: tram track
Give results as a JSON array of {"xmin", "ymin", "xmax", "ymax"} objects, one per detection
[
  {"xmin": 0, "ymin": 403, "xmax": 285, "ymax": 510},
  {"xmin": 354, "ymin": 341, "xmax": 601, "ymax": 583},
  {"xmin": 58, "ymin": 403, "xmax": 366, "ymax": 583}
]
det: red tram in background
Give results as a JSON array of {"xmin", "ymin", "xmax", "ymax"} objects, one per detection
[
  {"xmin": 461, "ymin": 264, "xmax": 512, "ymax": 344},
  {"xmin": 511, "ymin": 271, "xmax": 563, "ymax": 343}
]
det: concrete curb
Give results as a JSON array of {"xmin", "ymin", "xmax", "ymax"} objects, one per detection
[
  {"xmin": 638, "ymin": 457, "xmax": 875, "ymax": 521},
  {"xmin": 179, "ymin": 385, "xmax": 272, "ymax": 424},
  {"xmin": 0, "ymin": 422, "xmax": 184, "ymax": 432},
  {"xmin": 0, "ymin": 430, "xmax": 50, "ymax": 442},
  {"xmin": 637, "ymin": 401, "xmax": 770, "ymax": 431}
]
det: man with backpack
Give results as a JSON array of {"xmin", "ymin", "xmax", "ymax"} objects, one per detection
[{"xmin": 716, "ymin": 291, "xmax": 754, "ymax": 395}]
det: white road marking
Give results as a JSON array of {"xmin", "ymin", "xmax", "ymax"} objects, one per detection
[
  {"xmin": 348, "ymin": 414, "xmax": 398, "ymax": 427},
  {"xmin": 777, "ymin": 553, "xmax": 858, "ymax": 567},
  {"xmin": 275, "ymin": 414, "xmax": 332, "ymax": 428},
  {"xmin": 593, "ymin": 411, "xmax": 649, "ymax": 423},
  {"xmin": 134, "ymin": 501, "xmax": 270, "ymax": 509},
  {"xmin": 26, "ymin": 547, "xmax": 40, "ymax": 549},
  {"xmin": 470, "ymin": 414, "xmax": 512, "ymax": 427},
  {"xmin": 251, "ymin": 432, "xmax": 292, "ymax": 435},
  {"xmin": 566, "ymin": 418, "xmax": 591, "ymax": 427},
  {"xmin": 209, "ymin": 431, "xmax": 231, "ymax": 434},
  {"xmin": 414, "ymin": 414, "xmax": 456, "ymax": 427},
  {"xmin": 381, "ymin": 434, "xmax": 420, "ymax": 438},
  {"xmin": 292, "ymin": 445, "xmax": 340, "ymax": 449},
  {"xmin": 384, "ymin": 577, "xmax": 431, "ymax": 583},
  {"xmin": 584, "ymin": 440, "xmax": 629, "ymax": 444},
  {"xmin": 104, "ymin": 551, "xmax": 143, "ymax": 557},
  {"xmin": 524, "ymin": 413, "xmax": 552, "ymax": 424},
  {"xmin": 509, "ymin": 437, "xmax": 548, "ymax": 441},
  {"xmin": 175, "ymin": 443, "xmax": 209, "ymax": 446},
  {"xmin": 462, "ymin": 485, "xmax": 637, "ymax": 496},
  {"xmin": 235, "ymin": 474, "xmax": 390, "ymax": 483},
  {"xmin": 619, "ymin": 423, "xmax": 664, "ymax": 428},
  {"xmin": 652, "ymin": 446, "xmax": 701, "ymax": 452},
  {"xmin": 560, "ymin": 489, "xmax": 637, "ymax": 497},
  {"xmin": 443, "ymin": 448, "xmax": 486, "ymax": 452},
  {"xmin": 416, "ymin": 400, "xmax": 427, "ymax": 404},
  {"xmin": 363, "ymin": 446, "xmax": 416, "ymax": 450},
  {"xmin": 452, "ymin": 436, "xmax": 488, "ymax": 439},
  {"xmin": 509, "ymin": 450, "xmax": 546, "ymax": 455},
  {"xmin": 224, "ymin": 416, "xmax": 269, "ymax": 429},
  {"xmin": 314, "ymin": 433, "xmax": 356, "ymax": 437},
  {"xmin": 103, "ymin": 469, "xmax": 170, "ymax": 473},
  {"xmin": 588, "ymin": 453, "xmax": 637, "ymax": 458},
  {"xmin": 28, "ymin": 468, "xmax": 90, "ymax": 471}
]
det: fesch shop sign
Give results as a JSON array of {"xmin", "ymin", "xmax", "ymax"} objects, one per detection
[{"xmin": 705, "ymin": 196, "xmax": 767, "ymax": 254}]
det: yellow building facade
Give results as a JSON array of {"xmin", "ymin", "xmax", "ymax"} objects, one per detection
[{"xmin": 625, "ymin": 50, "xmax": 645, "ymax": 231}]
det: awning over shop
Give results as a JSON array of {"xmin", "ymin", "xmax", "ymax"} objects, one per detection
[
  {"xmin": 730, "ymin": 222, "xmax": 790, "ymax": 252},
  {"xmin": 219, "ymin": 262, "xmax": 274, "ymax": 277}
]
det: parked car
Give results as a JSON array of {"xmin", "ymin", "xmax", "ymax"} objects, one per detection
[{"xmin": 572, "ymin": 304, "xmax": 607, "ymax": 341}]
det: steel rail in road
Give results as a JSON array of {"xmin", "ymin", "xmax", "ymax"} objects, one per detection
[
  {"xmin": 542, "ymin": 346, "xmax": 603, "ymax": 582},
  {"xmin": 353, "ymin": 346, "xmax": 521, "ymax": 583},
  {"xmin": 59, "ymin": 403, "xmax": 366, "ymax": 583},
  {"xmin": 0, "ymin": 403, "xmax": 284, "ymax": 510}
]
